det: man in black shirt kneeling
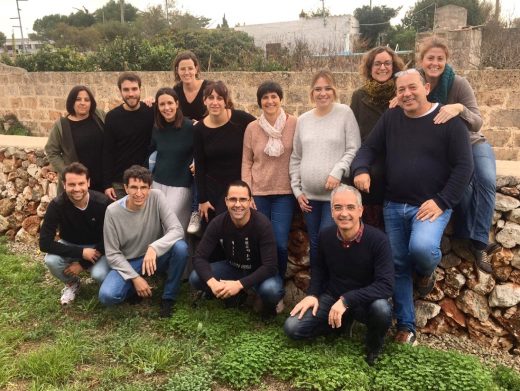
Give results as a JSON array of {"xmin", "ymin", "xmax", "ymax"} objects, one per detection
[
  {"xmin": 284, "ymin": 185, "xmax": 394, "ymax": 366},
  {"xmin": 40, "ymin": 162, "xmax": 111, "ymax": 306},
  {"xmin": 189, "ymin": 180, "xmax": 283, "ymax": 317}
]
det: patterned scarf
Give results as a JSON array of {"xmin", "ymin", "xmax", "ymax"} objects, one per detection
[
  {"xmin": 425, "ymin": 64, "xmax": 455, "ymax": 104},
  {"xmin": 258, "ymin": 109, "xmax": 286, "ymax": 157},
  {"xmin": 361, "ymin": 79, "xmax": 396, "ymax": 109}
]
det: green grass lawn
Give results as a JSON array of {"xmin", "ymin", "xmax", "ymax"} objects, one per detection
[{"xmin": 1, "ymin": 242, "xmax": 519, "ymax": 391}]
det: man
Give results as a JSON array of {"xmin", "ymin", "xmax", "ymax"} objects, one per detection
[
  {"xmin": 351, "ymin": 69, "xmax": 474, "ymax": 345},
  {"xmin": 40, "ymin": 162, "xmax": 111, "ymax": 305},
  {"xmin": 98, "ymin": 165, "xmax": 188, "ymax": 317},
  {"xmin": 189, "ymin": 180, "xmax": 283, "ymax": 317},
  {"xmin": 284, "ymin": 185, "xmax": 394, "ymax": 366},
  {"xmin": 103, "ymin": 72, "xmax": 154, "ymax": 201}
]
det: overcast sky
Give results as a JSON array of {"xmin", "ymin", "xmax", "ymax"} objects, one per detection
[{"xmin": 1, "ymin": 0, "xmax": 518, "ymax": 39}]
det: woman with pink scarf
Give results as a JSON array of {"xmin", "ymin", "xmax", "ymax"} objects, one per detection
[{"xmin": 242, "ymin": 81, "xmax": 297, "ymax": 290}]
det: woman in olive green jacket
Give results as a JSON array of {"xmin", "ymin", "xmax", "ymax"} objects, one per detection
[{"xmin": 45, "ymin": 85, "xmax": 105, "ymax": 192}]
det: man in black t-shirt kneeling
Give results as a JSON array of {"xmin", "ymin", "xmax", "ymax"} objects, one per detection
[{"xmin": 189, "ymin": 180, "xmax": 283, "ymax": 317}]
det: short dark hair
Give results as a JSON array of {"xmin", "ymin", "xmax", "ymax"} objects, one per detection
[
  {"xmin": 62, "ymin": 162, "xmax": 90, "ymax": 183},
  {"xmin": 226, "ymin": 180, "xmax": 252, "ymax": 199},
  {"xmin": 256, "ymin": 81, "xmax": 284, "ymax": 108},
  {"xmin": 123, "ymin": 165, "xmax": 152, "ymax": 186},
  {"xmin": 154, "ymin": 87, "xmax": 184, "ymax": 129},
  {"xmin": 203, "ymin": 80, "xmax": 234, "ymax": 110},
  {"xmin": 172, "ymin": 50, "xmax": 201, "ymax": 82},
  {"xmin": 117, "ymin": 72, "xmax": 142, "ymax": 90},
  {"xmin": 65, "ymin": 85, "xmax": 97, "ymax": 117}
]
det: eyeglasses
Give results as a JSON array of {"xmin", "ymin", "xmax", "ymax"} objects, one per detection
[
  {"xmin": 126, "ymin": 185, "xmax": 150, "ymax": 194},
  {"xmin": 373, "ymin": 61, "xmax": 392, "ymax": 68},
  {"xmin": 226, "ymin": 197, "xmax": 250, "ymax": 204},
  {"xmin": 332, "ymin": 204, "xmax": 359, "ymax": 212}
]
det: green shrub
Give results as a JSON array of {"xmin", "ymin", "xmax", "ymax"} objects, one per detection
[{"xmin": 493, "ymin": 365, "xmax": 520, "ymax": 391}]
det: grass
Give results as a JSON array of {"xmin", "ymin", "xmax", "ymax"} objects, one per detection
[{"xmin": 0, "ymin": 242, "xmax": 519, "ymax": 391}]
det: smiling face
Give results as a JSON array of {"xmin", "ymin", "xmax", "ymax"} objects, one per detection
[
  {"xmin": 177, "ymin": 59, "xmax": 198, "ymax": 84},
  {"xmin": 331, "ymin": 190, "xmax": 363, "ymax": 234},
  {"xmin": 371, "ymin": 51, "xmax": 393, "ymax": 83},
  {"xmin": 73, "ymin": 90, "xmax": 91, "ymax": 118},
  {"xmin": 311, "ymin": 77, "xmax": 335, "ymax": 110},
  {"xmin": 225, "ymin": 185, "xmax": 251, "ymax": 226},
  {"xmin": 120, "ymin": 80, "xmax": 141, "ymax": 110},
  {"xmin": 421, "ymin": 47, "xmax": 447, "ymax": 81},
  {"xmin": 157, "ymin": 93, "xmax": 178, "ymax": 123},
  {"xmin": 260, "ymin": 91, "xmax": 282, "ymax": 117},
  {"xmin": 63, "ymin": 172, "xmax": 90, "ymax": 205},
  {"xmin": 124, "ymin": 178, "xmax": 150, "ymax": 210},
  {"xmin": 203, "ymin": 89, "xmax": 226, "ymax": 117},
  {"xmin": 396, "ymin": 72, "xmax": 431, "ymax": 117}
]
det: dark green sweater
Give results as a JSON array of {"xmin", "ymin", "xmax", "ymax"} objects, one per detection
[{"xmin": 150, "ymin": 118, "xmax": 194, "ymax": 187}]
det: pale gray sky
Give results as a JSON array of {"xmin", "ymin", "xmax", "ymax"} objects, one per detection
[{"xmin": 1, "ymin": 0, "xmax": 518, "ymax": 39}]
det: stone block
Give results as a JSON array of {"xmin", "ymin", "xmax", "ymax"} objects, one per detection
[
  {"xmin": 415, "ymin": 300, "xmax": 441, "ymax": 328},
  {"xmin": 485, "ymin": 128, "xmax": 512, "ymax": 147},
  {"xmin": 496, "ymin": 221, "xmax": 520, "ymax": 248},
  {"xmin": 488, "ymin": 283, "xmax": 520, "ymax": 307},
  {"xmin": 456, "ymin": 289, "xmax": 490, "ymax": 322},
  {"xmin": 490, "ymin": 110, "xmax": 520, "ymax": 127},
  {"xmin": 495, "ymin": 193, "xmax": 520, "ymax": 212}
]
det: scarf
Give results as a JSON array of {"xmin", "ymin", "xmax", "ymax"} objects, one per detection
[
  {"xmin": 426, "ymin": 64, "xmax": 455, "ymax": 104},
  {"xmin": 258, "ymin": 109, "xmax": 286, "ymax": 157},
  {"xmin": 361, "ymin": 79, "xmax": 396, "ymax": 109}
]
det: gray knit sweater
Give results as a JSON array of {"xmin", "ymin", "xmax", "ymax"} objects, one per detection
[
  {"xmin": 290, "ymin": 103, "xmax": 361, "ymax": 201},
  {"xmin": 104, "ymin": 189, "xmax": 184, "ymax": 280}
]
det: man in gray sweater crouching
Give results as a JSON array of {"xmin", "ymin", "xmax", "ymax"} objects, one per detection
[{"xmin": 99, "ymin": 165, "xmax": 188, "ymax": 317}]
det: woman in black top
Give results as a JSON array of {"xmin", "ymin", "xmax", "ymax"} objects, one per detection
[
  {"xmin": 194, "ymin": 81, "xmax": 255, "ymax": 224},
  {"xmin": 45, "ymin": 85, "xmax": 105, "ymax": 192}
]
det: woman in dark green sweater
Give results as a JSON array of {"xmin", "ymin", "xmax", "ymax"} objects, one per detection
[{"xmin": 149, "ymin": 87, "xmax": 194, "ymax": 231}]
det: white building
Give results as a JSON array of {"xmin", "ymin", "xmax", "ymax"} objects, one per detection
[
  {"xmin": 236, "ymin": 15, "xmax": 359, "ymax": 55},
  {"xmin": 0, "ymin": 38, "xmax": 46, "ymax": 55}
]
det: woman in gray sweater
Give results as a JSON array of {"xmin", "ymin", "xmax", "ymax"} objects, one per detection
[{"xmin": 290, "ymin": 70, "xmax": 361, "ymax": 267}]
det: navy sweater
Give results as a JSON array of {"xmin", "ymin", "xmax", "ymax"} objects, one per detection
[
  {"xmin": 308, "ymin": 225, "xmax": 394, "ymax": 308},
  {"xmin": 350, "ymin": 105, "xmax": 473, "ymax": 210}
]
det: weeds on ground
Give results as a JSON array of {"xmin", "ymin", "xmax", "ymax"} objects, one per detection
[{"xmin": 0, "ymin": 242, "xmax": 518, "ymax": 390}]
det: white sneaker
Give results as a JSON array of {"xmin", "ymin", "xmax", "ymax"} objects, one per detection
[
  {"xmin": 187, "ymin": 212, "xmax": 202, "ymax": 235},
  {"xmin": 60, "ymin": 280, "xmax": 80, "ymax": 305}
]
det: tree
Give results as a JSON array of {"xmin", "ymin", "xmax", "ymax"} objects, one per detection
[
  {"xmin": 0, "ymin": 32, "xmax": 6, "ymax": 47},
  {"xmin": 354, "ymin": 5, "xmax": 400, "ymax": 48},
  {"xmin": 221, "ymin": 14, "xmax": 229, "ymax": 29},
  {"xmin": 402, "ymin": 0, "xmax": 493, "ymax": 32},
  {"xmin": 32, "ymin": 14, "xmax": 69, "ymax": 41},
  {"xmin": 94, "ymin": 0, "xmax": 138, "ymax": 23},
  {"xmin": 134, "ymin": 5, "xmax": 170, "ymax": 38},
  {"xmin": 386, "ymin": 25, "xmax": 417, "ymax": 51},
  {"xmin": 170, "ymin": 12, "xmax": 210, "ymax": 30},
  {"xmin": 67, "ymin": 10, "xmax": 96, "ymax": 28}
]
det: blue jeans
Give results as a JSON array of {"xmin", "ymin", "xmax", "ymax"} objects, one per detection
[
  {"xmin": 303, "ymin": 200, "xmax": 335, "ymax": 267},
  {"xmin": 189, "ymin": 260, "xmax": 284, "ymax": 310},
  {"xmin": 44, "ymin": 240, "xmax": 110, "ymax": 284},
  {"xmin": 453, "ymin": 142, "xmax": 496, "ymax": 245},
  {"xmin": 98, "ymin": 240, "xmax": 188, "ymax": 305},
  {"xmin": 254, "ymin": 194, "xmax": 296, "ymax": 278},
  {"xmin": 383, "ymin": 201, "xmax": 452, "ymax": 333},
  {"xmin": 284, "ymin": 293, "xmax": 392, "ymax": 351}
]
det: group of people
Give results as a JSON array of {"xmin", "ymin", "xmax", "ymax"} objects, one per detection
[{"xmin": 39, "ymin": 37, "xmax": 496, "ymax": 365}]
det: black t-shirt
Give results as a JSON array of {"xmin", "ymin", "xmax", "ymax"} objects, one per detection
[
  {"xmin": 174, "ymin": 79, "xmax": 208, "ymax": 121},
  {"xmin": 69, "ymin": 117, "xmax": 104, "ymax": 192},
  {"xmin": 102, "ymin": 103, "xmax": 154, "ymax": 188}
]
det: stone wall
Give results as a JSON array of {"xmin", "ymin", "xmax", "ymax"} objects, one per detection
[
  {"xmin": 1, "ymin": 136, "xmax": 519, "ymax": 352},
  {"xmin": 0, "ymin": 66, "xmax": 519, "ymax": 161}
]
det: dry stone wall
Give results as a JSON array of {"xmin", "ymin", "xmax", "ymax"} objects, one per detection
[
  {"xmin": 1, "ymin": 137, "xmax": 519, "ymax": 353},
  {"xmin": 0, "ymin": 66, "xmax": 519, "ymax": 160}
]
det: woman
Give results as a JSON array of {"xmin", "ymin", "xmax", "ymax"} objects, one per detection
[
  {"xmin": 418, "ymin": 37, "xmax": 496, "ymax": 273},
  {"xmin": 350, "ymin": 47, "xmax": 405, "ymax": 228},
  {"xmin": 290, "ymin": 70, "xmax": 361, "ymax": 267},
  {"xmin": 172, "ymin": 50, "xmax": 209, "ymax": 234},
  {"xmin": 194, "ymin": 80, "xmax": 256, "ymax": 224},
  {"xmin": 149, "ymin": 88, "xmax": 194, "ymax": 231},
  {"xmin": 242, "ymin": 81, "xmax": 297, "ymax": 280},
  {"xmin": 45, "ymin": 85, "xmax": 105, "ymax": 192}
]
